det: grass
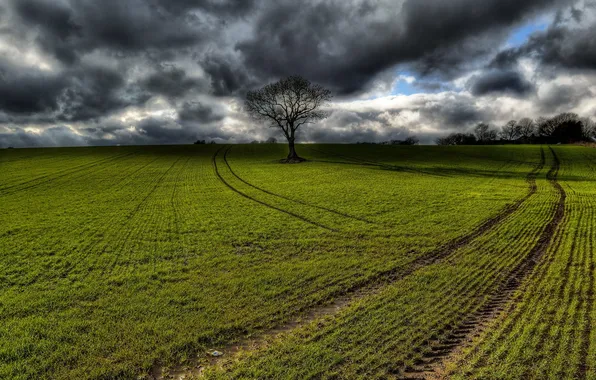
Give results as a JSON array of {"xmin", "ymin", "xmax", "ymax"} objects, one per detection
[
  {"xmin": 448, "ymin": 146, "xmax": 596, "ymax": 379},
  {"xmin": 0, "ymin": 144, "xmax": 593, "ymax": 379}
]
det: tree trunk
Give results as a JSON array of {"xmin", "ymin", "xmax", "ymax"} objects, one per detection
[{"xmin": 284, "ymin": 138, "xmax": 305, "ymax": 163}]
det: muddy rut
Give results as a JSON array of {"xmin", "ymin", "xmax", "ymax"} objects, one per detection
[
  {"xmin": 400, "ymin": 146, "xmax": 566, "ymax": 380},
  {"xmin": 148, "ymin": 148, "xmax": 546, "ymax": 379}
]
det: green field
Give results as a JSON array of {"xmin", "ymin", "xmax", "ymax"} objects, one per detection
[{"xmin": 1, "ymin": 144, "xmax": 595, "ymax": 379}]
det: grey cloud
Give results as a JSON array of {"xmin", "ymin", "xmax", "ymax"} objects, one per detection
[
  {"xmin": 1, "ymin": 0, "xmax": 594, "ymax": 148},
  {"xmin": 300, "ymin": 94, "xmax": 490, "ymax": 144},
  {"xmin": 0, "ymin": 58, "xmax": 150, "ymax": 123},
  {"xmin": 154, "ymin": 0, "xmax": 257, "ymax": 17},
  {"xmin": 201, "ymin": 53, "xmax": 258, "ymax": 96},
  {"xmin": 177, "ymin": 101, "xmax": 226, "ymax": 123},
  {"xmin": 59, "ymin": 65, "xmax": 150, "ymax": 122},
  {"xmin": 11, "ymin": 0, "xmax": 227, "ymax": 64},
  {"xmin": 0, "ymin": 116, "xmax": 235, "ymax": 148},
  {"xmin": 302, "ymin": 109, "xmax": 412, "ymax": 143},
  {"xmin": 527, "ymin": 25, "xmax": 596, "ymax": 70},
  {"xmin": 539, "ymin": 83, "xmax": 593, "ymax": 113},
  {"xmin": 141, "ymin": 66, "xmax": 207, "ymax": 98},
  {"xmin": 237, "ymin": 0, "xmax": 571, "ymax": 94},
  {"xmin": 13, "ymin": 0, "xmax": 82, "ymax": 63},
  {"xmin": 469, "ymin": 70, "xmax": 534, "ymax": 96},
  {"xmin": 0, "ymin": 61, "xmax": 67, "ymax": 114},
  {"xmin": 418, "ymin": 97, "xmax": 484, "ymax": 128},
  {"xmin": 489, "ymin": 5, "xmax": 596, "ymax": 72},
  {"xmin": 0, "ymin": 125, "xmax": 85, "ymax": 148}
]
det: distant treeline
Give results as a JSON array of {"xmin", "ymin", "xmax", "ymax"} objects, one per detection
[
  {"xmin": 250, "ymin": 137, "xmax": 278, "ymax": 144},
  {"xmin": 437, "ymin": 113, "xmax": 596, "ymax": 145},
  {"xmin": 193, "ymin": 140, "xmax": 217, "ymax": 145},
  {"xmin": 356, "ymin": 136, "xmax": 420, "ymax": 145}
]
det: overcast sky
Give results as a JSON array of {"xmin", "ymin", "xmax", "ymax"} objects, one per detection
[{"xmin": 0, "ymin": 0, "xmax": 595, "ymax": 147}]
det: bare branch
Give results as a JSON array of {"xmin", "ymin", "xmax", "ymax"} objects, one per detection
[
  {"xmin": 245, "ymin": 75, "xmax": 332, "ymax": 137},
  {"xmin": 245, "ymin": 75, "xmax": 332, "ymax": 162}
]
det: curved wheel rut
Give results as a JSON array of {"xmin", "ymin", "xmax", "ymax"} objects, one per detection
[
  {"xmin": 149, "ymin": 147, "xmax": 545, "ymax": 379},
  {"xmin": 223, "ymin": 146, "xmax": 375, "ymax": 224},
  {"xmin": 212, "ymin": 146, "xmax": 337, "ymax": 232},
  {"xmin": 401, "ymin": 146, "xmax": 566, "ymax": 380}
]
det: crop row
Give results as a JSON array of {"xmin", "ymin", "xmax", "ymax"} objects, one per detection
[
  {"xmin": 0, "ymin": 144, "xmax": 547, "ymax": 379},
  {"xmin": 201, "ymin": 148, "xmax": 562, "ymax": 379},
  {"xmin": 448, "ymin": 146, "xmax": 596, "ymax": 379}
]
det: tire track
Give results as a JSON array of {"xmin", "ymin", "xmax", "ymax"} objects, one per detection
[
  {"xmin": 223, "ymin": 146, "xmax": 374, "ymax": 224},
  {"xmin": 456, "ymin": 203, "xmax": 566, "ymax": 374},
  {"xmin": 555, "ymin": 208, "xmax": 588, "ymax": 378},
  {"xmin": 532, "ymin": 210, "xmax": 580, "ymax": 367},
  {"xmin": 212, "ymin": 146, "xmax": 338, "ymax": 232},
  {"xmin": 149, "ymin": 146, "xmax": 545, "ymax": 379},
  {"xmin": 407, "ymin": 146, "xmax": 566, "ymax": 380},
  {"xmin": 578, "ymin": 207, "xmax": 595, "ymax": 378}
]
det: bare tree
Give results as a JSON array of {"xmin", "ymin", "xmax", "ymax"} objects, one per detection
[
  {"xmin": 517, "ymin": 118, "xmax": 536, "ymax": 139},
  {"xmin": 245, "ymin": 75, "xmax": 332, "ymax": 163},
  {"xmin": 581, "ymin": 117, "xmax": 596, "ymax": 140},
  {"xmin": 500, "ymin": 120, "xmax": 519, "ymax": 141},
  {"xmin": 536, "ymin": 116, "xmax": 553, "ymax": 137},
  {"xmin": 474, "ymin": 123, "xmax": 498, "ymax": 143},
  {"xmin": 436, "ymin": 132, "xmax": 477, "ymax": 145}
]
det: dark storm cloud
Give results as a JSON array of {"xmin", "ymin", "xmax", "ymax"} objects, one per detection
[
  {"xmin": 154, "ymin": 0, "xmax": 256, "ymax": 16},
  {"xmin": 469, "ymin": 70, "xmax": 534, "ymax": 96},
  {"xmin": 1, "ymin": 0, "xmax": 593, "ymax": 147},
  {"xmin": 141, "ymin": 66, "xmax": 207, "ymax": 98},
  {"xmin": 60, "ymin": 65, "xmax": 150, "ymax": 122},
  {"xmin": 136, "ymin": 118, "xmax": 198, "ymax": 143},
  {"xmin": 10, "ymin": 0, "xmax": 255, "ymax": 65},
  {"xmin": 489, "ymin": 4, "xmax": 596, "ymax": 73},
  {"xmin": 0, "ymin": 60, "xmax": 149, "ymax": 123},
  {"xmin": 419, "ymin": 97, "xmax": 484, "ymax": 127},
  {"xmin": 201, "ymin": 53, "xmax": 258, "ymax": 96},
  {"xmin": 12, "ymin": 0, "xmax": 82, "ymax": 63},
  {"xmin": 525, "ymin": 25, "xmax": 596, "ymax": 70},
  {"xmin": 177, "ymin": 101, "xmax": 226, "ymax": 123},
  {"xmin": 1, "ymin": 0, "xmax": 256, "ymax": 124},
  {"xmin": 0, "ymin": 60, "xmax": 67, "ymax": 114},
  {"xmin": 237, "ymin": 0, "xmax": 571, "ymax": 94}
]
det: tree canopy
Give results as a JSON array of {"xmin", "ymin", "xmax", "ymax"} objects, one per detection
[{"xmin": 245, "ymin": 75, "xmax": 332, "ymax": 162}]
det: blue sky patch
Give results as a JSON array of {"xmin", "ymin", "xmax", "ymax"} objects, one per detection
[{"xmin": 507, "ymin": 20, "xmax": 548, "ymax": 47}]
